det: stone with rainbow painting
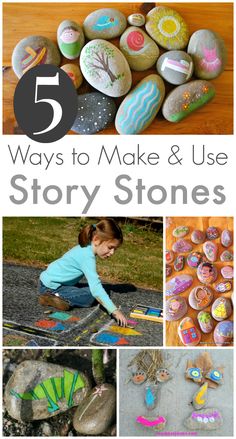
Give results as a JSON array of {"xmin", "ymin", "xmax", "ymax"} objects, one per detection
[{"xmin": 187, "ymin": 29, "xmax": 227, "ymax": 79}]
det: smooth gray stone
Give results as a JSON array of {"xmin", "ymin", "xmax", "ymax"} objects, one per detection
[
  {"xmin": 4, "ymin": 360, "xmax": 90, "ymax": 421},
  {"xmin": 71, "ymin": 92, "xmax": 116, "ymax": 134},
  {"xmin": 12, "ymin": 35, "xmax": 61, "ymax": 78},
  {"xmin": 83, "ymin": 8, "xmax": 127, "ymax": 40},
  {"xmin": 120, "ymin": 26, "xmax": 159, "ymax": 71},
  {"xmin": 57, "ymin": 20, "xmax": 85, "ymax": 59},
  {"xmin": 191, "ymin": 382, "xmax": 208, "ymax": 409},
  {"xmin": 73, "ymin": 384, "xmax": 116, "ymax": 435},
  {"xmin": 157, "ymin": 50, "xmax": 193, "ymax": 84},
  {"xmin": 187, "ymin": 29, "xmax": 227, "ymax": 79}
]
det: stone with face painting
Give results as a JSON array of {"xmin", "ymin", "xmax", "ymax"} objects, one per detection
[
  {"xmin": 165, "ymin": 296, "xmax": 187, "ymax": 321},
  {"xmin": 57, "ymin": 20, "xmax": 85, "ymax": 59},
  {"xmin": 189, "ymin": 286, "xmax": 213, "ymax": 310},
  {"xmin": 197, "ymin": 262, "xmax": 217, "ymax": 284}
]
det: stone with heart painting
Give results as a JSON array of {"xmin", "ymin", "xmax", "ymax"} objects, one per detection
[
  {"xmin": 119, "ymin": 27, "xmax": 159, "ymax": 71},
  {"xmin": 187, "ymin": 29, "xmax": 227, "ymax": 79}
]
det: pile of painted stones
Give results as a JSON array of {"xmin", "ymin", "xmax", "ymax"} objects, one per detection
[
  {"xmin": 166, "ymin": 226, "xmax": 233, "ymax": 346},
  {"xmin": 12, "ymin": 5, "xmax": 227, "ymax": 134}
]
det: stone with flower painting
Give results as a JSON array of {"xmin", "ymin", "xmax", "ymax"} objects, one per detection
[
  {"xmin": 57, "ymin": 20, "xmax": 85, "ymax": 59},
  {"xmin": 162, "ymin": 80, "xmax": 215, "ymax": 123},
  {"xmin": 119, "ymin": 27, "xmax": 159, "ymax": 71},
  {"xmin": 73, "ymin": 384, "xmax": 116, "ymax": 435},
  {"xmin": 83, "ymin": 9, "xmax": 127, "ymax": 40},
  {"xmin": 197, "ymin": 311, "xmax": 214, "ymax": 333},
  {"xmin": 80, "ymin": 40, "xmax": 132, "ymax": 97},
  {"xmin": 187, "ymin": 29, "xmax": 227, "ymax": 79},
  {"xmin": 157, "ymin": 51, "xmax": 194, "ymax": 85}
]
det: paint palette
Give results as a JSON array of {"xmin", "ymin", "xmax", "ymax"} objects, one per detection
[{"xmin": 130, "ymin": 304, "xmax": 163, "ymax": 323}]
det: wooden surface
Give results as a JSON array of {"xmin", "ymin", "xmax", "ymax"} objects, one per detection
[
  {"xmin": 165, "ymin": 217, "xmax": 234, "ymax": 347},
  {"xmin": 2, "ymin": 2, "xmax": 233, "ymax": 135}
]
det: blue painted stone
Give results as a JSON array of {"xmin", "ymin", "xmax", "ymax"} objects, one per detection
[{"xmin": 83, "ymin": 9, "xmax": 127, "ymax": 40}]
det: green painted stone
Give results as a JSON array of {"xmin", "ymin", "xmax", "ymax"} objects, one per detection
[
  {"xmin": 162, "ymin": 80, "xmax": 215, "ymax": 122},
  {"xmin": 57, "ymin": 20, "xmax": 85, "ymax": 60}
]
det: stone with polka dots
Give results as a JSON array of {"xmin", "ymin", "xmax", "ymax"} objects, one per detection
[{"xmin": 71, "ymin": 92, "xmax": 116, "ymax": 134}]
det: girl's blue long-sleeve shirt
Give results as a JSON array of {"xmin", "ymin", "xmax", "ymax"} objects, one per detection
[{"xmin": 40, "ymin": 244, "xmax": 117, "ymax": 314}]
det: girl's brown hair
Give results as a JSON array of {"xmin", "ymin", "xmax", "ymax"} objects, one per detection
[{"xmin": 78, "ymin": 218, "xmax": 123, "ymax": 247}]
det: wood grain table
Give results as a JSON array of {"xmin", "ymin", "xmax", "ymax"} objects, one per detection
[
  {"xmin": 165, "ymin": 216, "xmax": 233, "ymax": 347},
  {"xmin": 3, "ymin": 2, "xmax": 233, "ymax": 135}
]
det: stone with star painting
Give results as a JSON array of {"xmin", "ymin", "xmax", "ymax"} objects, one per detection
[
  {"xmin": 187, "ymin": 30, "xmax": 227, "ymax": 80},
  {"xmin": 73, "ymin": 383, "xmax": 116, "ymax": 435}
]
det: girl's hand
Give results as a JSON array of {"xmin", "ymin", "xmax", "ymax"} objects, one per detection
[{"xmin": 112, "ymin": 310, "xmax": 128, "ymax": 327}]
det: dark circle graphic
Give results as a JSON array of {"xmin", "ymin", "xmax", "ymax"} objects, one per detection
[{"xmin": 14, "ymin": 64, "xmax": 78, "ymax": 143}]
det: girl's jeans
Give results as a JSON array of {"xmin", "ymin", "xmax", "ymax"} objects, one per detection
[{"xmin": 39, "ymin": 280, "xmax": 96, "ymax": 308}]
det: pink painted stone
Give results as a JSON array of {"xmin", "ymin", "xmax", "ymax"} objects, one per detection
[
  {"xmin": 172, "ymin": 226, "xmax": 189, "ymax": 238},
  {"xmin": 166, "ymin": 264, "xmax": 172, "ymax": 277},
  {"xmin": 189, "ymin": 286, "xmax": 213, "ymax": 310},
  {"xmin": 166, "ymin": 274, "xmax": 193, "ymax": 296},
  {"xmin": 187, "ymin": 252, "xmax": 202, "ymax": 268},
  {"xmin": 203, "ymin": 241, "xmax": 218, "ymax": 262},
  {"xmin": 165, "ymin": 296, "xmax": 187, "ymax": 321},
  {"xmin": 221, "ymin": 266, "xmax": 233, "ymax": 279},
  {"xmin": 172, "ymin": 239, "xmax": 192, "ymax": 253},
  {"xmin": 214, "ymin": 320, "xmax": 233, "ymax": 346},
  {"xmin": 197, "ymin": 311, "xmax": 214, "ymax": 334},
  {"xmin": 215, "ymin": 281, "xmax": 232, "ymax": 293},
  {"xmin": 206, "ymin": 226, "xmax": 219, "ymax": 240},
  {"xmin": 197, "ymin": 262, "xmax": 217, "ymax": 284},
  {"xmin": 220, "ymin": 250, "xmax": 233, "ymax": 262},
  {"xmin": 191, "ymin": 229, "xmax": 206, "ymax": 244},
  {"xmin": 178, "ymin": 317, "xmax": 201, "ymax": 346},
  {"xmin": 174, "ymin": 255, "xmax": 185, "ymax": 271},
  {"xmin": 166, "ymin": 250, "xmax": 174, "ymax": 263},
  {"xmin": 221, "ymin": 229, "xmax": 233, "ymax": 248},
  {"xmin": 211, "ymin": 297, "xmax": 232, "ymax": 321}
]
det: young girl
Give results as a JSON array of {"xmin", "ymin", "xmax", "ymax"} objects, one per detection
[{"xmin": 39, "ymin": 218, "xmax": 127, "ymax": 327}]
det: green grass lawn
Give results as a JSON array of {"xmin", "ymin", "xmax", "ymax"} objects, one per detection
[{"xmin": 3, "ymin": 217, "xmax": 163, "ymax": 290}]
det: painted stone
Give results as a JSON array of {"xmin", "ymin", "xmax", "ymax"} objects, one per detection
[
  {"xmin": 73, "ymin": 384, "xmax": 115, "ymax": 435},
  {"xmin": 80, "ymin": 40, "xmax": 132, "ymax": 97},
  {"xmin": 155, "ymin": 369, "xmax": 172, "ymax": 383},
  {"xmin": 83, "ymin": 9, "xmax": 127, "ymax": 40},
  {"xmin": 61, "ymin": 64, "xmax": 83, "ymax": 89},
  {"xmin": 178, "ymin": 317, "xmax": 201, "ymax": 346},
  {"xmin": 166, "ymin": 274, "xmax": 193, "ymax": 296},
  {"xmin": 191, "ymin": 229, "xmax": 206, "ymax": 244},
  {"xmin": 166, "ymin": 264, "xmax": 172, "ymax": 277},
  {"xmin": 57, "ymin": 20, "xmax": 85, "ymax": 60},
  {"xmin": 157, "ymin": 50, "xmax": 193, "ymax": 85},
  {"xmin": 127, "ymin": 13, "xmax": 145, "ymax": 27},
  {"xmin": 221, "ymin": 266, "xmax": 233, "ymax": 279},
  {"xmin": 211, "ymin": 297, "xmax": 232, "ymax": 321},
  {"xmin": 205, "ymin": 369, "xmax": 223, "ymax": 385},
  {"xmin": 215, "ymin": 281, "xmax": 232, "ymax": 293},
  {"xmin": 115, "ymin": 74, "xmax": 165, "ymax": 134},
  {"xmin": 136, "ymin": 415, "xmax": 166, "ymax": 431},
  {"xmin": 4, "ymin": 361, "xmax": 90, "ymax": 421},
  {"xmin": 185, "ymin": 367, "xmax": 202, "ymax": 383},
  {"xmin": 174, "ymin": 255, "xmax": 185, "ymax": 271},
  {"xmin": 172, "ymin": 225, "xmax": 189, "ymax": 238},
  {"xmin": 184, "ymin": 408, "xmax": 223, "ymax": 430},
  {"xmin": 162, "ymin": 80, "xmax": 215, "ymax": 123},
  {"xmin": 220, "ymin": 250, "xmax": 233, "ymax": 262},
  {"xmin": 221, "ymin": 229, "xmax": 233, "ymax": 248},
  {"xmin": 71, "ymin": 92, "xmax": 116, "ymax": 134},
  {"xmin": 187, "ymin": 252, "xmax": 202, "ymax": 268},
  {"xmin": 189, "ymin": 286, "xmax": 213, "ymax": 311},
  {"xmin": 12, "ymin": 35, "xmax": 61, "ymax": 78},
  {"xmin": 172, "ymin": 239, "xmax": 192, "ymax": 253},
  {"xmin": 214, "ymin": 320, "xmax": 233, "ymax": 346},
  {"xmin": 192, "ymin": 382, "xmax": 208, "ymax": 410},
  {"xmin": 203, "ymin": 241, "xmax": 218, "ymax": 262},
  {"xmin": 119, "ymin": 27, "xmax": 159, "ymax": 71},
  {"xmin": 145, "ymin": 6, "xmax": 189, "ymax": 50},
  {"xmin": 197, "ymin": 311, "xmax": 214, "ymax": 334},
  {"xmin": 144, "ymin": 384, "xmax": 158, "ymax": 410},
  {"xmin": 166, "ymin": 250, "xmax": 174, "ymax": 263},
  {"xmin": 187, "ymin": 30, "xmax": 227, "ymax": 80},
  {"xmin": 206, "ymin": 226, "xmax": 219, "ymax": 240},
  {"xmin": 131, "ymin": 371, "xmax": 147, "ymax": 385},
  {"xmin": 197, "ymin": 262, "xmax": 217, "ymax": 284},
  {"xmin": 165, "ymin": 296, "xmax": 187, "ymax": 321}
]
